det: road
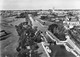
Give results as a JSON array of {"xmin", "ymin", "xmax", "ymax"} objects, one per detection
[
  {"xmin": 28, "ymin": 14, "xmax": 50, "ymax": 57},
  {"xmin": 28, "ymin": 14, "xmax": 48, "ymax": 32}
]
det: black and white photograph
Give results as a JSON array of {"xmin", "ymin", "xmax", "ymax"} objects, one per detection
[{"xmin": 0, "ymin": 0, "xmax": 80, "ymax": 57}]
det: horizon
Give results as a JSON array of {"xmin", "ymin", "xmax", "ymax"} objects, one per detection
[{"xmin": 0, "ymin": 0, "xmax": 80, "ymax": 10}]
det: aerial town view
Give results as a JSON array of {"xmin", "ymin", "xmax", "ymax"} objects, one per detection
[{"xmin": 0, "ymin": 9, "xmax": 80, "ymax": 57}]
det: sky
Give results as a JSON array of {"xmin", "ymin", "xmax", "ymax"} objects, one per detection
[{"xmin": 0, "ymin": 0, "xmax": 80, "ymax": 10}]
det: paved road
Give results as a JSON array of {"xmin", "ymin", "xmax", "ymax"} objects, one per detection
[{"xmin": 28, "ymin": 14, "xmax": 48, "ymax": 32}]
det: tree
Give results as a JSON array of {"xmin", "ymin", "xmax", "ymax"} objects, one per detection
[
  {"xmin": 16, "ymin": 22, "xmax": 43, "ymax": 57},
  {"xmin": 48, "ymin": 24, "xmax": 67, "ymax": 41}
]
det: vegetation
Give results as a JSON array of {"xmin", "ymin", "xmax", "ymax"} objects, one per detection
[
  {"xmin": 48, "ymin": 24, "xmax": 67, "ymax": 41},
  {"xmin": 15, "ymin": 22, "xmax": 43, "ymax": 57}
]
